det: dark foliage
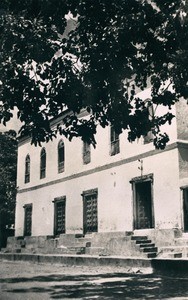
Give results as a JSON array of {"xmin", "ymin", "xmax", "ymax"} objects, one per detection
[
  {"xmin": 0, "ymin": 1, "xmax": 187, "ymax": 148},
  {"xmin": 0, "ymin": 130, "xmax": 17, "ymax": 228}
]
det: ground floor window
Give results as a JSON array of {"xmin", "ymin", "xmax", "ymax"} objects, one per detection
[
  {"xmin": 23, "ymin": 204, "xmax": 32, "ymax": 236},
  {"xmin": 130, "ymin": 174, "xmax": 154, "ymax": 230},
  {"xmin": 82, "ymin": 189, "xmax": 98, "ymax": 234},
  {"xmin": 183, "ymin": 189, "xmax": 188, "ymax": 232},
  {"xmin": 53, "ymin": 196, "xmax": 66, "ymax": 236}
]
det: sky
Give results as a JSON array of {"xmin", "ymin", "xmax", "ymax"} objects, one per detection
[{"xmin": 0, "ymin": 109, "xmax": 21, "ymax": 133}]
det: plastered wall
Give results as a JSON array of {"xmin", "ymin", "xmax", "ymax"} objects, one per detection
[{"xmin": 15, "ymin": 146, "xmax": 181, "ymax": 236}]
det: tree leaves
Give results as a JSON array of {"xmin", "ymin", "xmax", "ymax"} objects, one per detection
[
  {"xmin": 0, "ymin": 131, "xmax": 17, "ymax": 227},
  {"xmin": 0, "ymin": 0, "xmax": 187, "ymax": 149}
]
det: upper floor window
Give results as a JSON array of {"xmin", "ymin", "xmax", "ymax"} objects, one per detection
[
  {"xmin": 83, "ymin": 141, "xmax": 91, "ymax": 164},
  {"xmin": 40, "ymin": 147, "xmax": 46, "ymax": 179},
  {"xmin": 25, "ymin": 154, "xmax": 30, "ymax": 183},
  {"xmin": 110, "ymin": 125, "xmax": 120, "ymax": 156},
  {"xmin": 143, "ymin": 100, "xmax": 154, "ymax": 144},
  {"xmin": 58, "ymin": 140, "xmax": 65, "ymax": 173}
]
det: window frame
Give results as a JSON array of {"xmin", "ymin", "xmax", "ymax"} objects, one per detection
[
  {"xmin": 40, "ymin": 147, "xmax": 46, "ymax": 179},
  {"xmin": 110, "ymin": 125, "xmax": 120, "ymax": 156},
  {"xmin": 58, "ymin": 140, "xmax": 65, "ymax": 173},
  {"xmin": 25, "ymin": 154, "xmax": 30, "ymax": 184}
]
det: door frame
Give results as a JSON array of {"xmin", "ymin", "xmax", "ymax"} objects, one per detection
[
  {"xmin": 130, "ymin": 174, "xmax": 155, "ymax": 230},
  {"xmin": 53, "ymin": 196, "xmax": 66, "ymax": 236}
]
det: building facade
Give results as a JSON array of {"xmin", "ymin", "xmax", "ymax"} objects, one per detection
[{"xmin": 14, "ymin": 92, "xmax": 188, "ymax": 244}]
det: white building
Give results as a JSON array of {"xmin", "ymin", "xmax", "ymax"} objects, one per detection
[{"xmin": 14, "ymin": 92, "xmax": 188, "ymax": 251}]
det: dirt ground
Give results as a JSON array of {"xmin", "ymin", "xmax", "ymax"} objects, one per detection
[
  {"xmin": 0, "ymin": 259, "xmax": 148, "ymax": 300},
  {"xmin": 0, "ymin": 259, "xmax": 139, "ymax": 277},
  {"xmin": 1, "ymin": 259, "xmax": 188, "ymax": 300}
]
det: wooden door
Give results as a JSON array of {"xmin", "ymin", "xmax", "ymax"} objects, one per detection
[
  {"xmin": 134, "ymin": 181, "xmax": 153, "ymax": 229},
  {"xmin": 54, "ymin": 200, "xmax": 66, "ymax": 236},
  {"xmin": 24, "ymin": 204, "xmax": 32, "ymax": 236},
  {"xmin": 83, "ymin": 193, "xmax": 98, "ymax": 234}
]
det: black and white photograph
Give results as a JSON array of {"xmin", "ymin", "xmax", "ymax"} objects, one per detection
[{"xmin": 0, "ymin": 0, "xmax": 188, "ymax": 299}]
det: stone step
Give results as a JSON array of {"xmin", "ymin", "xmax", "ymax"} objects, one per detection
[
  {"xmin": 143, "ymin": 247, "xmax": 158, "ymax": 253},
  {"xmin": 8, "ymin": 248, "xmax": 22, "ymax": 253},
  {"xmin": 159, "ymin": 246, "xmax": 188, "ymax": 254},
  {"xmin": 131, "ymin": 236, "xmax": 148, "ymax": 241},
  {"xmin": 125, "ymin": 231, "xmax": 133, "ymax": 236},
  {"xmin": 57, "ymin": 246, "xmax": 86, "ymax": 255},
  {"xmin": 174, "ymin": 238, "xmax": 188, "ymax": 246},
  {"xmin": 139, "ymin": 243, "xmax": 155, "ymax": 248},
  {"xmin": 76, "ymin": 237, "xmax": 93, "ymax": 243},
  {"xmin": 16, "ymin": 236, "xmax": 25, "ymax": 240},
  {"xmin": 58, "ymin": 242, "xmax": 87, "ymax": 249},
  {"xmin": 147, "ymin": 252, "xmax": 157, "ymax": 258},
  {"xmin": 159, "ymin": 252, "xmax": 183, "ymax": 258},
  {"xmin": 21, "ymin": 248, "xmax": 36, "ymax": 254},
  {"xmin": 169, "ymin": 252, "xmax": 183, "ymax": 258},
  {"xmin": 19, "ymin": 240, "xmax": 26, "ymax": 247},
  {"xmin": 135, "ymin": 240, "xmax": 152, "ymax": 244},
  {"xmin": 76, "ymin": 239, "xmax": 92, "ymax": 247},
  {"xmin": 85, "ymin": 242, "xmax": 92, "ymax": 247},
  {"xmin": 0, "ymin": 248, "xmax": 10, "ymax": 253},
  {"xmin": 75, "ymin": 234, "xmax": 84, "ymax": 238},
  {"xmin": 85, "ymin": 247, "xmax": 106, "ymax": 256}
]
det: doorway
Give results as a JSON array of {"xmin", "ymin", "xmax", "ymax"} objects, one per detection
[
  {"xmin": 24, "ymin": 204, "xmax": 32, "ymax": 236},
  {"xmin": 54, "ymin": 197, "xmax": 66, "ymax": 236},
  {"xmin": 83, "ymin": 189, "xmax": 98, "ymax": 234},
  {"xmin": 183, "ymin": 189, "xmax": 188, "ymax": 232},
  {"xmin": 131, "ymin": 176, "xmax": 154, "ymax": 230}
]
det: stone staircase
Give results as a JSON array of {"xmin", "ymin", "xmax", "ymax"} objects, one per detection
[
  {"xmin": 3, "ymin": 230, "xmax": 188, "ymax": 259},
  {"xmin": 131, "ymin": 236, "xmax": 158, "ymax": 258},
  {"xmin": 157, "ymin": 234, "xmax": 188, "ymax": 258},
  {"xmin": 1, "ymin": 235, "xmax": 94, "ymax": 255},
  {"xmin": 1, "ymin": 232, "xmax": 159, "ymax": 258}
]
